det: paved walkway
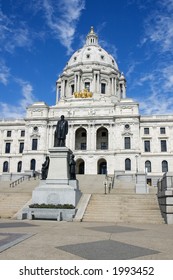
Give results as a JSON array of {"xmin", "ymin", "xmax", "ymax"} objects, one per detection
[{"xmin": 0, "ymin": 219, "xmax": 173, "ymax": 260}]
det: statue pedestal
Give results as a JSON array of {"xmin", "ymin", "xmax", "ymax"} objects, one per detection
[{"xmin": 31, "ymin": 147, "xmax": 81, "ymax": 214}]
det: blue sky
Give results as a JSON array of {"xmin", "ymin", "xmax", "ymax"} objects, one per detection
[{"xmin": 0, "ymin": 0, "xmax": 173, "ymax": 118}]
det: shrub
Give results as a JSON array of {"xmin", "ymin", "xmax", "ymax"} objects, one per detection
[{"xmin": 29, "ymin": 203, "xmax": 75, "ymax": 209}]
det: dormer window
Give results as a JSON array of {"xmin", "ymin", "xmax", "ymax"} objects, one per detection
[
  {"xmin": 74, "ymin": 56, "xmax": 77, "ymax": 61},
  {"xmin": 86, "ymin": 54, "xmax": 90, "ymax": 59},
  {"xmin": 101, "ymin": 55, "xmax": 104, "ymax": 60}
]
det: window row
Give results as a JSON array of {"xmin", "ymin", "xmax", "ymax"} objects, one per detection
[
  {"xmin": 144, "ymin": 140, "xmax": 167, "ymax": 152},
  {"xmin": 4, "ymin": 142, "xmax": 25, "ymax": 154},
  {"xmin": 125, "ymin": 158, "xmax": 168, "ymax": 173},
  {"xmin": 70, "ymin": 82, "xmax": 107, "ymax": 95},
  {"xmin": 6, "ymin": 130, "xmax": 25, "ymax": 137},
  {"xmin": 145, "ymin": 160, "xmax": 168, "ymax": 173},
  {"xmin": 2, "ymin": 159, "xmax": 36, "ymax": 173},
  {"xmin": 144, "ymin": 127, "xmax": 166, "ymax": 134},
  {"xmin": 4, "ymin": 139, "xmax": 38, "ymax": 154}
]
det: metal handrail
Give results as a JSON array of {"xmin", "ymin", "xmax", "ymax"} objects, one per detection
[{"xmin": 9, "ymin": 175, "xmax": 31, "ymax": 188}]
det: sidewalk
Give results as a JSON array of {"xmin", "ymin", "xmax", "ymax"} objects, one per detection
[{"xmin": 0, "ymin": 219, "xmax": 173, "ymax": 260}]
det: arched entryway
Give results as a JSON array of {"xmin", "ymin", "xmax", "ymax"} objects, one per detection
[
  {"xmin": 76, "ymin": 159, "xmax": 85, "ymax": 174},
  {"xmin": 98, "ymin": 158, "xmax": 107, "ymax": 174},
  {"xmin": 75, "ymin": 127, "xmax": 87, "ymax": 150}
]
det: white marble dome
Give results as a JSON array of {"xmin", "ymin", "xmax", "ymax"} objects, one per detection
[{"xmin": 65, "ymin": 27, "xmax": 118, "ymax": 71}]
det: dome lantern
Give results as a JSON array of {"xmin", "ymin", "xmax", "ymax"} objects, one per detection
[{"xmin": 86, "ymin": 26, "xmax": 98, "ymax": 46}]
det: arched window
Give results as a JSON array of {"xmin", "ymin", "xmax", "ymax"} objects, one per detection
[
  {"xmin": 162, "ymin": 160, "xmax": 168, "ymax": 172},
  {"xmin": 75, "ymin": 127, "xmax": 87, "ymax": 150},
  {"xmin": 125, "ymin": 158, "xmax": 131, "ymax": 171},
  {"xmin": 17, "ymin": 161, "xmax": 22, "ymax": 172},
  {"xmin": 3, "ymin": 161, "xmax": 8, "ymax": 172},
  {"xmin": 30, "ymin": 159, "xmax": 36, "ymax": 171},
  {"xmin": 96, "ymin": 127, "xmax": 108, "ymax": 150},
  {"xmin": 98, "ymin": 159, "xmax": 107, "ymax": 174},
  {"xmin": 145, "ymin": 160, "xmax": 151, "ymax": 172}
]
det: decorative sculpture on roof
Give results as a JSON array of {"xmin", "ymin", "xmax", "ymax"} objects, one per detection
[{"xmin": 74, "ymin": 88, "xmax": 93, "ymax": 98}]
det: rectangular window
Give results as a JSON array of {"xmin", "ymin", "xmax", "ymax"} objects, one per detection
[
  {"xmin": 161, "ymin": 140, "xmax": 167, "ymax": 152},
  {"xmin": 5, "ymin": 143, "xmax": 11, "ymax": 153},
  {"xmin": 124, "ymin": 137, "xmax": 131, "ymax": 149},
  {"xmin": 101, "ymin": 142, "xmax": 107, "ymax": 150},
  {"xmin": 71, "ymin": 84, "xmax": 74, "ymax": 95},
  {"xmin": 144, "ymin": 140, "xmax": 150, "ymax": 152},
  {"xmin": 19, "ymin": 142, "xmax": 24, "ymax": 153},
  {"xmin": 32, "ymin": 139, "xmax": 38, "ymax": 150},
  {"xmin": 81, "ymin": 132, "xmax": 86, "ymax": 137},
  {"xmin": 81, "ymin": 143, "xmax": 86, "ymax": 150},
  {"xmin": 101, "ymin": 83, "xmax": 106, "ymax": 94},
  {"xmin": 102, "ymin": 132, "xmax": 107, "ymax": 137},
  {"xmin": 144, "ymin": 128, "xmax": 149, "ymax": 134},
  {"xmin": 84, "ymin": 82, "xmax": 90, "ymax": 91},
  {"xmin": 21, "ymin": 130, "xmax": 25, "ymax": 137},
  {"xmin": 7, "ymin": 130, "xmax": 12, "ymax": 137},
  {"xmin": 160, "ymin": 127, "xmax": 166, "ymax": 134}
]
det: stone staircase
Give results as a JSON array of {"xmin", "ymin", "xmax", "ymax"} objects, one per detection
[
  {"xmin": 81, "ymin": 177, "xmax": 164, "ymax": 224},
  {"xmin": 0, "ymin": 178, "xmax": 39, "ymax": 219},
  {"xmin": 82, "ymin": 192, "xmax": 164, "ymax": 224},
  {"xmin": 77, "ymin": 174, "xmax": 108, "ymax": 194}
]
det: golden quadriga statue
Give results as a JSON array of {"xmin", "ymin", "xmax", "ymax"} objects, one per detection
[{"xmin": 74, "ymin": 88, "xmax": 93, "ymax": 98}]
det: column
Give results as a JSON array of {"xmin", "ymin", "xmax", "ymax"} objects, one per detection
[
  {"xmin": 111, "ymin": 78, "xmax": 114, "ymax": 95},
  {"xmin": 74, "ymin": 75, "xmax": 77, "ymax": 92},
  {"xmin": 97, "ymin": 73, "xmax": 100, "ymax": 93},
  {"xmin": 61, "ymin": 80, "xmax": 65, "ymax": 98}
]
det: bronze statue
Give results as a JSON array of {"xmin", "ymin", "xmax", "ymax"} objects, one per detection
[
  {"xmin": 41, "ymin": 156, "xmax": 50, "ymax": 180},
  {"xmin": 54, "ymin": 115, "xmax": 68, "ymax": 147},
  {"xmin": 69, "ymin": 154, "xmax": 76, "ymax": 180}
]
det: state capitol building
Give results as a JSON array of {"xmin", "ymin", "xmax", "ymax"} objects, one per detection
[{"xmin": 0, "ymin": 27, "xmax": 172, "ymax": 186}]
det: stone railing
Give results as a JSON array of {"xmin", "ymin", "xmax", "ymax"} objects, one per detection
[{"xmin": 157, "ymin": 172, "xmax": 173, "ymax": 224}]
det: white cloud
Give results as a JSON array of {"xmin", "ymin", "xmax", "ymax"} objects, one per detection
[
  {"xmin": 0, "ymin": 61, "xmax": 10, "ymax": 85},
  {"xmin": 0, "ymin": 9, "xmax": 32, "ymax": 53},
  {"xmin": 0, "ymin": 79, "xmax": 36, "ymax": 119},
  {"xmin": 139, "ymin": 90, "xmax": 173, "ymax": 115},
  {"xmin": 42, "ymin": 0, "xmax": 85, "ymax": 54},
  {"xmin": 142, "ymin": 0, "xmax": 173, "ymax": 53},
  {"xmin": 162, "ymin": 65, "xmax": 173, "ymax": 90}
]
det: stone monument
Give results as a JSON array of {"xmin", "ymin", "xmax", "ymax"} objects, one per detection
[{"xmin": 29, "ymin": 115, "xmax": 82, "ymax": 221}]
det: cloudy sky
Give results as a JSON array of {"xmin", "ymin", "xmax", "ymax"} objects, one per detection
[{"xmin": 0, "ymin": 0, "xmax": 173, "ymax": 118}]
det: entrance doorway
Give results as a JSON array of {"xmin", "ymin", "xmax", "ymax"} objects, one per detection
[{"xmin": 98, "ymin": 159, "xmax": 107, "ymax": 174}]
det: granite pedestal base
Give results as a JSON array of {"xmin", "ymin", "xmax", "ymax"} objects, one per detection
[
  {"xmin": 29, "ymin": 147, "xmax": 82, "ymax": 221},
  {"xmin": 32, "ymin": 180, "xmax": 81, "ymax": 206}
]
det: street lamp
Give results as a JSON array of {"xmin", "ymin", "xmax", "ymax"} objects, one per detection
[{"xmin": 135, "ymin": 155, "xmax": 138, "ymax": 173}]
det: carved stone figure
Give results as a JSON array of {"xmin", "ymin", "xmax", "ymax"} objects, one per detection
[
  {"xmin": 41, "ymin": 156, "xmax": 50, "ymax": 180},
  {"xmin": 54, "ymin": 115, "xmax": 68, "ymax": 147},
  {"xmin": 69, "ymin": 154, "xmax": 76, "ymax": 180}
]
